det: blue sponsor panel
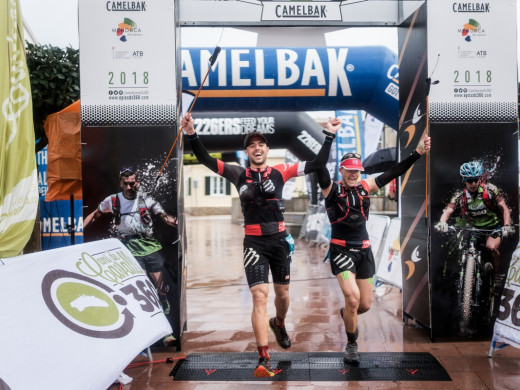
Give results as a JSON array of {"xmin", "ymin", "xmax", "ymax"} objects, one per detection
[
  {"xmin": 36, "ymin": 147, "xmax": 83, "ymax": 249},
  {"xmin": 36, "ymin": 146, "xmax": 48, "ymax": 198},
  {"xmin": 40, "ymin": 200, "xmax": 84, "ymax": 250},
  {"xmin": 335, "ymin": 110, "xmax": 365, "ymax": 181},
  {"xmin": 182, "ymin": 46, "xmax": 399, "ymax": 129}
]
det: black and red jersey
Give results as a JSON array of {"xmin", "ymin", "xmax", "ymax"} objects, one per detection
[
  {"xmin": 325, "ymin": 180, "xmax": 371, "ymax": 247},
  {"xmin": 216, "ymin": 161, "xmax": 305, "ymax": 236}
]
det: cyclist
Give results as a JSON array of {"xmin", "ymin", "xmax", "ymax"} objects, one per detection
[
  {"xmin": 181, "ymin": 112, "xmax": 341, "ymax": 377},
  {"xmin": 435, "ymin": 161, "xmax": 514, "ymax": 285},
  {"xmin": 315, "ymin": 135, "xmax": 431, "ymax": 365}
]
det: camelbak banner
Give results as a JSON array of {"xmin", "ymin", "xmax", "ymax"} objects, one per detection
[
  {"xmin": 182, "ymin": 46, "xmax": 399, "ymax": 129},
  {"xmin": 180, "ymin": 0, "xmax": 424, "ymax": 26}
]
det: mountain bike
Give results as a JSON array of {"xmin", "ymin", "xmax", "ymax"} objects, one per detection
[{"xmin": 448, "ymin": 226, "xmax": 496, "ymax": 331}]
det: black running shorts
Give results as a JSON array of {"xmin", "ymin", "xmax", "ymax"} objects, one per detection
[
  {"xmin": 329, "ymin": 244, "xmax": 375, "ymax": 279},
  {"xmin": 134, "ymin": 250, "xmax": 165, "ymax": 273},
  {"xmin": 243, "ymin": 231, "xmax": 291, "ymax": 288}
]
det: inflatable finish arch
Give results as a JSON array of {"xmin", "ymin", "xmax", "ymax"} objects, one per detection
[
  {"xmin": 183, "ymin": 111, "xmax": 326, "ymax": 162},
  {"xmin": 182, "ymin": 46, "xmax": 399, "ymax": 129}
]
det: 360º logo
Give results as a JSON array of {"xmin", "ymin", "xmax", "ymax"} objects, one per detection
[{"xmin": 42, "ymin": 270, "xmax": 134, "ymax": 338}]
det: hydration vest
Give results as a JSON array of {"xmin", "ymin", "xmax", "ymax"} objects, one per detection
[
  {"xmin": 327, "ymin": 181, "xmax": 370, "ymax": 225},
  {"xmin": 241, "ymin": 167, "xmax": 284, "ymax": 214},
  {"xmin": 460, "ymin": 182, "xmax": 497, "ymax": 216},
  {"xmin": 111, "ymin": 194, "xmax": 152, "ymax": 226}
]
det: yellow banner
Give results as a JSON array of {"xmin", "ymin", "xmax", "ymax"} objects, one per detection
[{"xmin": 0, "ymin": 0, "xmax": 38, "ymax": 258}]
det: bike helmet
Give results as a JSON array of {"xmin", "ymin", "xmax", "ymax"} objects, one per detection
[{"xmin": 459, "ymin": 161, "xmax": 483, "ymax": 178}]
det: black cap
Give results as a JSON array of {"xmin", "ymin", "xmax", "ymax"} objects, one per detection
[{"xmin": 243, "ymin": 131, "xmax": 267, "ymax": 148}]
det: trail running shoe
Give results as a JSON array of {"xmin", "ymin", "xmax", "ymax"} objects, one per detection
[
  {"xmin": 344, "ymin": 342, "xmax": 360, "ymax": 365},
  {"xmin": 160, "ymin": 296, "xmax": 171, "ymax": 315},
  {"xmin": 269, "ymin": 317, "xmax": 291, "ymax": 349},
  {"xmin": 254, "ymin": 357, "xmax": 275, "ymax": 377},
  {"xmin": 162, "ymin": 334, "xmax": 176, "ymax": 347}
]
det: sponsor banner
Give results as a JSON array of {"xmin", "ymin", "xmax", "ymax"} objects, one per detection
[
  {"xmin": 492, "ymin": 244, "xmax": 520, "ymax": 350},
  {"xmin": 183, "ymin": 111, "xmax": 327, "ymax": 162},
  {"xmin": 0, "ymin": 239, "xmax": 172, "ymax": 389},
  {"xmin": 299, "ymin": 205, "xmax": 328, "ymax": 244},
  {"xmin": 364, "ymin": 114, "xmax": 385, "ymax": 158},
  {"xmin": 367, "ymin": 215, "xmax": 390, "ymax": 272},
  {"xmin": 430, "ymin": 122, "xmax": 518, "ymax": 338},
  {"xmin": 36, "ymin": 146, "xmax": 48, "ymax": 197},
  {"xmin": 397, "ymin": 3, "xmax": 430, "ymax": 329},
  {"xmin": 335, "ymin": 110, "xmax": 364, "ymax": 181},
  {"xmin": 376, "ymin": 217, "xmax": 402, "ymax": 289},
  {"xmin": 0, "ymin": 0, "xmax": 39, "ymax": 258},
  {"xmin": 40, "ymin": 199, "xmax": 84, "ymax": 249},
  {"xmin": 79, "ymin": 0, "xmax": 177, "ymax": 126},
  {"xmin": 180, "ymin": 0, "xmax": 423, "ymax": 26},
  {"xmin": 37, "ymin": 147, "xmax": 84, "ymax": 249},
  {"xmin": 182, "ymin": 47, "xmax": 399, "ymax": 128},
  {"xmin": 81, "ymin": 125, "xmax": 185, "ymax": 343},
  {"xmin": 427, "ymin": 0, "xmax": 517, "ymax": 122}
]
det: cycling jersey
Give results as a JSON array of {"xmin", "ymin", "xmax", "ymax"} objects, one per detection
[{"xmin": 448, "ymin": 182, "xmax": 502, "ymax": 229}]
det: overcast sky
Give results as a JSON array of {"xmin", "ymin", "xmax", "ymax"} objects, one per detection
[
  {"xmin": 18, "ymin": 0, "xmax": 520, "ymax": 75},
  {"xmin": 19, "ymin": 0, "xmax": 399, "ymax": 49}
]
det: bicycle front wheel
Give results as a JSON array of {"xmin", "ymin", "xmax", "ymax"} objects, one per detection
[{"xmin": 461, "ymin": 255, "xmax": 475, "ymax": 329}]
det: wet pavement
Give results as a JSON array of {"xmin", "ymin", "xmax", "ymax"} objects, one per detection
[{"xmin": 108, "ymin": 215, "xmax": 520, "ymax": 389}]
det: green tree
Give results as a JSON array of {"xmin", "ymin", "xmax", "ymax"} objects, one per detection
[{"xmin": 25, "ymin": 43, "xmax": 80, "ymax": 152}]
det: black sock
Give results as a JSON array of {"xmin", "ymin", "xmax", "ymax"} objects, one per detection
[{"xmin": 347, "ymin": 327, "xmax": 359, "ymax": 343}]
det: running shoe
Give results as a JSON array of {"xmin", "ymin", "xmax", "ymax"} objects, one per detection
[
  {"xmin": 162, "ymin": 334, "xmax": 176, "ymax": 347},
  {"xmin": 269, "ymin": 317, "xmax": 291, "ymax": 349},
  {"xmin": 160, "ymin": 296, "xmax": 171, "ymax": 315},
  {"xmin": 344, "ymin": 341, "xmax": 360, "ymax": 365},
  {"xmin": 254, "ymin": 357, "xmax": 275, "ymax": 377}
]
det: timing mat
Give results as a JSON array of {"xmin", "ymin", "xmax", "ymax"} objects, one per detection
[{"xmin": 170, "ymin": 352, "xmax": 452, "ymax": 382}]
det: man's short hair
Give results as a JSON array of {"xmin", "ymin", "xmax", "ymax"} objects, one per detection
[
  {"xmin": 244, "ymin": 131, "xmax": 268, "ymax": 148},
  {"xmin": 119, "ymin": 167, "xmax": 138, "ymax": 180}
]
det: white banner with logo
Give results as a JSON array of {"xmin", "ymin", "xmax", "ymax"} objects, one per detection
[
  {"xmin": 366, "ymin": 214, "xmax": 390, "ymax": 270},
  {"xmin": 376, "ymin": 217, "xmax": 402, "ymax": 289},
  {"xmin": 0, "ymin": 239, "xmax": 172, "ymax": 389},
  {"xmin": 179, "ymin": 0, "xmax": 422, "ymax": 26},
  {"xmin": 364, "ymin": 114, "xmax": 385, "ymax": 158},
  {"xmin": 79, "ymin": 0, "xmax": 177, "ymax": 126},
  {"xmin": 427, "ymin": 0, "xmax": 517, "ymax": 122},
  {"xmin": 492, "ymin": 245, "xmax": 520, "ymax": 350}
]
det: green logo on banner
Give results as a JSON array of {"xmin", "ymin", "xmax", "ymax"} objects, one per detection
[{"xmin": 56, "ymin": 282, "xmax": 120, "ymax": 327}]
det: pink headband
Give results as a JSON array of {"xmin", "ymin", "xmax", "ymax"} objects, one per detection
[{"xmin": 340, "ymin": 158, "xmax": 364, "ymax": 171}]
